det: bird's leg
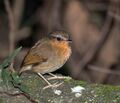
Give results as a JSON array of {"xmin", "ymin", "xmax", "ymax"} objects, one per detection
[
  {"xmin": 37, "ymin": 73, "xmax": 63, "ymax": 89},
  {"xmin": 37, "ymin": 73, "xmax": 51, "ymax": 85},
  {"xmin": 47, "ymin": 73, "xmax": 68, "ymax": 80}
]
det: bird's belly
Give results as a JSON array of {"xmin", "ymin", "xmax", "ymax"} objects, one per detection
[{"xmin": 32, "ymin": 58, "xmax": 65, "ymax": 74}]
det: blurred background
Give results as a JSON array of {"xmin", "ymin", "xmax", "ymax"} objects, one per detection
[{"xmin": 0, "ymin": 0, "xmax": 120, "ymax": 85}]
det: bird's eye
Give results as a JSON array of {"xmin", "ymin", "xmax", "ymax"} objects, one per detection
[{"xmin": 56, "ymin": 37, "xmax": 62, "ymax": 41}]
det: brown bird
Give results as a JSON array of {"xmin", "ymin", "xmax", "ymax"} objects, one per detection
[{"xmin": 20, "ymin": 30, "xmax": 72, "ymax": 88}]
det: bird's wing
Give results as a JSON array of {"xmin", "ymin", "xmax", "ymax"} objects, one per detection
[
  {"xmin": 21, "ymin": 52, "xmax": 47, "ymax": 66},
  {"xmin": 21, "ymin": 39, "xmax": 49, "ymax": 66}
]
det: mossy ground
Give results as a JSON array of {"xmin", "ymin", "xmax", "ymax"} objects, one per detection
[{"xmin": 0, "ymin": 73, "xmax": 120, "ymax": 103}]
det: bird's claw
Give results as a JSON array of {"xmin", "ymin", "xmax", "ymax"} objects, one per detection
[{"xmin": 43, "ymin": 82, "xmax": 63, "ymax": 90}]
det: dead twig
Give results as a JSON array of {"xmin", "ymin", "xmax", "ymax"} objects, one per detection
[
  {"xmin": 76, "ymin": 0, "xmax": 114, "ymax": 78},
  {"xmin": 4, "ymin": 0, "xmax": 25, "ymax": 54},
  {"xmin": 13, "ymin": 0, "xmax": 25, "ymax": 30},
  {"xmin": 48, "ymin": 0, "xmax": 62, "ymax": 31},
  {"xmin": 4, "ymin": 0, "xmax": 15, "ymax": 54},
  {"xmin": 85, "ymin": 2, "xmax": 107, "ymax": 11},
  {"xmin": 88, "ymin": 65, "xmax": 120, "ymax": 75}
]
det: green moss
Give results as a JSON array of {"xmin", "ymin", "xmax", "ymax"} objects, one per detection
[
  {"xmin": 74, "ymin": 80, "xmax": 87, "ymax": 87},
  {"xmin": 95, "ymin": 84, "xmax": 120, "ymax": 95},
  {"xmin": 64, "ymin": 76, "xmax": 72, "ymax": 82},
  {"xmin": 0, "ymin": 98, "xmax": 3, "ymax": 103},
  {"xmin": 89, "ymin": 84, "xmax": 120, "ymax": 103},
  {"xmin": 21, "ymin": 74, "xmax": 44, "ymax": 92},
  {"xmin": 64, "ymin": 77, "xmax": 87, "ymax": 87}
]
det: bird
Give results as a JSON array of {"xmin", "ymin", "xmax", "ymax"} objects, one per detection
[{"xmin": 19, "ymin": 30, "xmax": 72, "ymax": 88}]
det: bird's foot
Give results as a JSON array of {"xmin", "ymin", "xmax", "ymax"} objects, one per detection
[
  {"xmin": 47, "ymin": 73, "xmax": 68, "ymax": 80},
  {"xmin": 37, "ymin": 73, "xmax": 63, "ymax": 90},
  {"xmin": 43, "ymin": 82, "xmax": 63, "ymax": 90}
]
